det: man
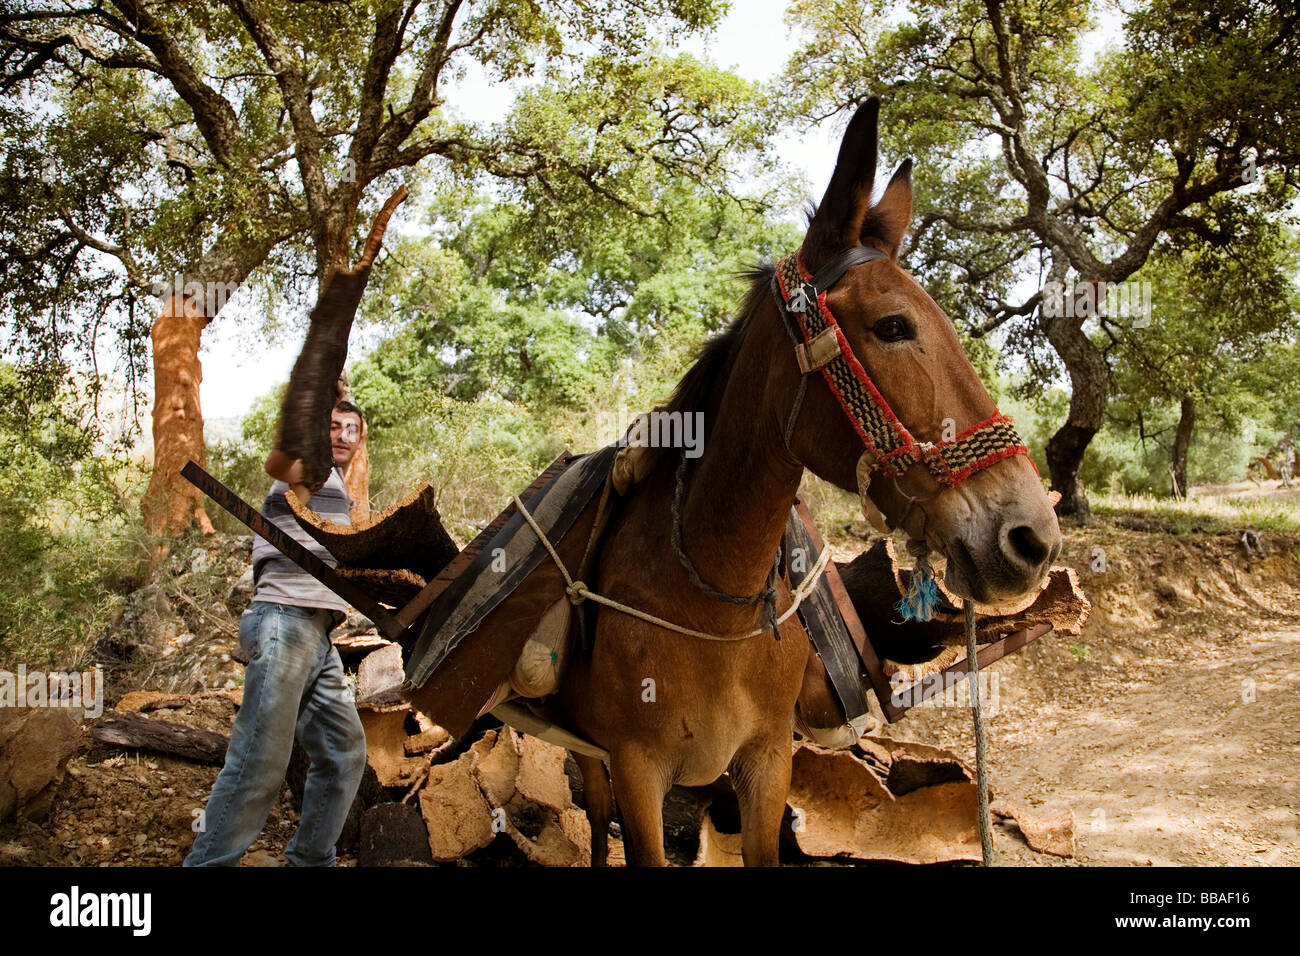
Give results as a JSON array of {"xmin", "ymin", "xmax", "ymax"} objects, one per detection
[{"xmin": 185, "ymin": 401, "xmax": 369, "ymax": 867}]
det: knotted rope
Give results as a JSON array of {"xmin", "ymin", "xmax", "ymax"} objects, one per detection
[
  {"xmin": 510, "ymin": 494, "xmax": 830, "ymax": 643},
  {"xmin": 898, "ymin": 538, "xmax": 941, "ymax": 622}
]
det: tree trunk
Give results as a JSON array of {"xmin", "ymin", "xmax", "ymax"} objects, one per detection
[
  {"xmin": 142, "ymin": 293, "xmax": 215, "ymax": 539},
  {"xmin": 1045, "ymin": 422, "xmax": 1098, "ymax": 517},
  {"xmin": 140, "ymin": 227, "xmax": 283, "ymax": 541},
  {"xmin": 1044, "ymin": 288, "xmax": 1109, "ymax": 520},
  {"xmin": 345, "ymin": 427, "xmax": 371, "ymax": 523},
  {"xmin": 1170, "ymin": 394, "xmax": 1195, "ymax": 499},
  {"xmin": 1254, "ymin": 456, "xmax": 1280, "ymax": 480},
  {"xmin": 91, "ymin": 712, "xmax": 228, "ymax": 765}
]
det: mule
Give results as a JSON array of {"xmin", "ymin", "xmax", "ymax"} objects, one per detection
[{"xmin": 554, "ymin": 98, "xmax": 1060, "ymax": 866}]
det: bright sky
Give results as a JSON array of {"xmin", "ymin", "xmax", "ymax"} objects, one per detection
[{"xmin": 198, "ymin": 0, "xmax": 837, "ymax": 421}]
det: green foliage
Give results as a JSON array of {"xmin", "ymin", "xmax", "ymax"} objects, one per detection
[
  {"xmin": 1091, "ymin": 489, "xmax": 1300, "ymax": 536},
  {"xmin": 1123, "ymin": 0, "xmax": 1300, "ymax": 182},
  {"xmin": 345, "ymin": 89, "xmax": 801, "ymax": 518},
  {"xmin": 1097, "ymin": 214, "xmax": 1300, "ymax": 492},
  {"xmin": 1, "ymin": 1, "xmax": 745, "ymax": 373},
  {"xmin": 1237, "ymin": 339, "xmax": 1300, "ymax": 449},
  {"xmin": 206, "ymin": 387, "xmax": 284, "ymax": 534},
  {"xmin": 0, "ymin": 362, "xmax": 148, "ymax": 670},
  {"xmin": 356, "ymin": 385, "xmax": 556, "ymax": 540},
  {"xmin": 778, "ymin": 0, "xmax": 1300, "ymax": 506}
]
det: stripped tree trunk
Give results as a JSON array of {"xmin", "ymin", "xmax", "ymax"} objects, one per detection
[
  {"xmin": 1255, "ymin": 456, "xmax": 1281, "ymax": 480},
  {"xmin": 346, "ymin": 428, "xmax": 371, "ymax": 523},
  {"xmin": 335, "ymin": 374, "xmax": 370, "ymax": 520},
  {"xmin": 140, "ymin": 229, "xmax": 281, "ymax": 541},
  {"xmin": 1171, "ymin": 394, "xmax": 1195, "ymax": 499},
  {"xmin": 142, "ymin": 294, "xmax": 215, "ymax": 538}
]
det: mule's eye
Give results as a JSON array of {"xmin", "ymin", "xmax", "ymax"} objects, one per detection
[{"xmin": 872, "ymin": 315, "xmax": 914, "ymax": 343}]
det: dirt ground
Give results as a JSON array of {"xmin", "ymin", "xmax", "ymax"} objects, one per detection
[
  {"xmin": 0, "ymin": 695, "xmax": 306, "ymax": 867},
  {"xmin": 852, "ymin": 524, "xmax": 1300, "ymax": 866},
  {"xmin": 2, "ymin": 521, "xmax": 1297, "ymax": 866},
  {"xmin": 1192, "ymin": 476, "xmax": 1300, "ymax": 502}
]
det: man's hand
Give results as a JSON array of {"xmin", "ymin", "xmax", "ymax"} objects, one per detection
[{"xmin": 264, "ymin": 449, "xmax": 313, "ymax": 506}]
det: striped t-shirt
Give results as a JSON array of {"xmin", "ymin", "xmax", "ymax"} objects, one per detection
[{"xmin": 250, "ymin": 467, "xmax": 352, "ymax": 612}]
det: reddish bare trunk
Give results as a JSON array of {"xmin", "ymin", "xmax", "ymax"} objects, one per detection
[
  {"xmin": 1255, "ymin": 456, "xmax": 1281, "ymax": 480},
  {"xmin": 345, "ymin": 428, "xmax": 370, "ymax": 522},
  {"xmin": 142, "ymin": 295, "xmax": 215, "ymax": 539}
]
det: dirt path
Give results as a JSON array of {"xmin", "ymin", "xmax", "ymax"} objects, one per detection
[{"xmin": 878, "ymin": 529, "xmax": 1300, "ymax": 866}]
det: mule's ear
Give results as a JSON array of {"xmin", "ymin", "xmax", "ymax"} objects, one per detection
[
  {"xmin": 862, "ymin": 159, "xmax": 913, "ymax": 259},
  {"xmin": 803, "ymin": 98, "xmax": 880, "ymax": 269}
]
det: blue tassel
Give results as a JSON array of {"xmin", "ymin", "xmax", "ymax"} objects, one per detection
[{"xmin": 897, "ymin": 541, "xmax": 940, "ymax": 622}]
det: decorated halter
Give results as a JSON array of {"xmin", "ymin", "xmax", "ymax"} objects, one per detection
[
  {"xmin": 772, "ymin": 245, "xmax": 1033, "ymax": 624},
  {"xmin": 771, "ymin": 246, "xmax": 1031, "ymax": 488}
]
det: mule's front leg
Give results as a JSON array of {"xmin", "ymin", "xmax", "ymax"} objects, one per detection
[
  {"xmin": 609, "ymin": 747, "xmax": 670, "ymax": 867},
  {"xmin": 729, "ymin": 736, "xmax": 794, "ymax": 867}
]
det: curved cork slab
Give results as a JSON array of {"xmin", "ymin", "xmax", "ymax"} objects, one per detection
[
  {"xmin": 838, "ymin": 538, "xmax": 1091, "ymax": 672},
  {"xmin": 286, "ymin": 481, "xmax": 458, "ymax": 581}
]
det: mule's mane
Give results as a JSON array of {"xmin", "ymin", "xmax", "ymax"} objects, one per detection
[{"xmin": 662, "ymin": 263, "xmax": 775, "ymax": 420}]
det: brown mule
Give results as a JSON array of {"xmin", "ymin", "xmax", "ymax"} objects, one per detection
[{"xmin": 554, "ymin": 99, "xmax": 1060, "ymax": 866}]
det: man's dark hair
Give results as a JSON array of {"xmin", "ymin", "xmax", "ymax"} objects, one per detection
[{"xmin": 334, "ymin": 399, "xmax": 365, "ymax": 425}]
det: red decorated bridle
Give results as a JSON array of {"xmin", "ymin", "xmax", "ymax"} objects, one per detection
[{"xmin": 771, "ymin": 246, "xmax": 1032, "ymax": 493}]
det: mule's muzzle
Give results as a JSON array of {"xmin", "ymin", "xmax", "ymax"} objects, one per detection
[
  {"xmin": 930, "ymin": 468, "xmax": 1061, "ymax": 604},
  {"xmin": 941, "ymin": 536, "xmax": 988, "ymax": 603},
  {"xmin": 1001, "ymin": 520, "xmax": 1060, "ymax": 576},
  {"xmin": 999, "ymin": 490, "xmax": 1063, "ymax": 583},
  {"xmin": 952, "ymin": 520, "xmax": 1060, "ymax": 606}
]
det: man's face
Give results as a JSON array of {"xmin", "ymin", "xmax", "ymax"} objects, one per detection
[{"xmin": 330, "ymin": 410, "xmax": 363, "ymax": 468}]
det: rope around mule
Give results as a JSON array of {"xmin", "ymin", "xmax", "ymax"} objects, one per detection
[{"xmin": 511, "ymin": 494, "xmax": 831, "ymax": 642}]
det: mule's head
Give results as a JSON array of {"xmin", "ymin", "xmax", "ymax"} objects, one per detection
[{"xmin": 785, "ymin": 99, "xmax": 1060, "ymax": 603}]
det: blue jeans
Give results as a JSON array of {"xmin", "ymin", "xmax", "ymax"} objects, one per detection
[{"xmin": 184, "ymin": 601, "xmax": 367, "ymax": 867}]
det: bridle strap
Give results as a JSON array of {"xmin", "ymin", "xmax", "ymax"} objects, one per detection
[
  {"xmin": 779, "ymin": 246, "xmax": 888, "ymax": 376},
  {"xmin": 773, "ymin": 271, "xmax": 809, "ymax": 451},
  {"xmin": 806, "ymin": 245, "xmax": 888, "ymax": 293},
  {"xmin": 772, "ymin": 245, "xmax": 1032, "ymax": 489},
  {"xmin": 774, "ymin": 247, "xmax": 890, "ymax": 455},
  {"xmin": 772, "ymin": 247, "xmax": 887, "ymax": 456}
]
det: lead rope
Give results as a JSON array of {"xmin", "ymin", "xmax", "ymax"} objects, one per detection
[
  {"xmin": 510, "ymin": 494, "xmax": 830, "ymax": 643},
  {"xmin": 965, "ymin": 600, "xmax": 994, "ymax": 865}
]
